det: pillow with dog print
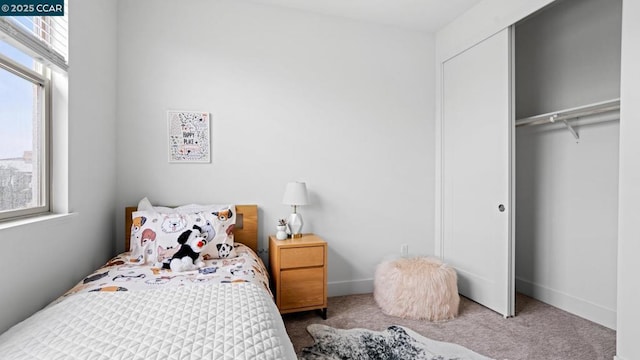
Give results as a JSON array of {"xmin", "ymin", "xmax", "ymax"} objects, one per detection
[
  {"xmin": 137, "ymin": 197, "xmax": 219, "ymax": 215},
  {"xmin": 129, "ymin": 204, "xmax": 237, "ymax": 266}
]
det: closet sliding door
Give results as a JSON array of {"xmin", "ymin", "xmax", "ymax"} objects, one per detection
[{"xmin": 441, "ymin": 28, "xmax": 514, "ymax": 317}]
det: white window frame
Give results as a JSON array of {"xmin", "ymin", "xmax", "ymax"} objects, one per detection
[
  {"xmin": 0, "ymin": 50, "xmax": 51, "ymax": 221},
  {"xmin": 0, "ymin": 7, "xmax": 67, "ymax": 222},
  {"xmin": 0, "ymin": 16, "xmax": 68, "ymax": 71}
]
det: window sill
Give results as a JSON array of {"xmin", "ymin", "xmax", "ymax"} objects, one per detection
[{"xmin": 0, "ymin": 212, "xmax": 78, "ymax": 231}]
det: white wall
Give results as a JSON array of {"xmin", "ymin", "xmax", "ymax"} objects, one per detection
[
  {"xmin": 435, "ymin": 0, "xmax": 554, "ymax": 62},
  {"xmin": 515, "ymin": 0, "xmax": 622, "ymax": 119},
  {"xmin": 616, "ymin": 0, "xmax": 640, "ymax": 357},
  {"xmin": 115, "ymin": 0, "xmax": 434, "ymax": 295},
  {"xmin": 514, "ymin": 0, "xmax": 620, "ymax": 329},
  {"xmin": 0, "ymin": 0, "xmax": 118, "ymax": 334},
  {"xmin": 515, "ymin": 122, "xmax": 618, "ymax": 329}
]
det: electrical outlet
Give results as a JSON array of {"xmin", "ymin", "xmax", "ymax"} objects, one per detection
[{"xmin": 400, "ymin": 244, "xmax": 408, "ymax": 257}]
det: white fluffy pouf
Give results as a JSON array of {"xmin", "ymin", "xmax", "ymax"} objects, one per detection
[{"xmin": 373, "ymin": 256, "xmax": 460, "ymax": 321}]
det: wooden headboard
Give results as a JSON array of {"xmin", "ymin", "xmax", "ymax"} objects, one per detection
[{"xmin": 125, "ymin": 205, "xmax": 259, "ymax": 252}]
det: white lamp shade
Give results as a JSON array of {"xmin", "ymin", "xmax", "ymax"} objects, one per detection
[{"xmin": 282, "ymin": 182, "xmax": 309, "ymax": 206}]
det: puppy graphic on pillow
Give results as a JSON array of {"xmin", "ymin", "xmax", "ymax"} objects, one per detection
[
  {"xmin": 216, "ymin": 243, "xmax": 233, "ymax": 258},
  {"xmin": 212, "ymin": 208, "xmax": 233, "ymax": 222},
  {"xmin": 161, "ymin": 213, "xmax": 188, "ymax": 233}
]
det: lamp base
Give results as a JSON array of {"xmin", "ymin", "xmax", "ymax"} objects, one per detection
[
  {"xmin": 287, "ymin": 212, "xmax": 304, "ymax": 238},
  {"xmin": 292, "ymin": 233, "xmax": 303, "ymax": 239}
]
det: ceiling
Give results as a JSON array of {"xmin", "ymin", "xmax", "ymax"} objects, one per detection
[{"xmin": 244, "ymin": 0, "xmax": 482, "ymax": 33}]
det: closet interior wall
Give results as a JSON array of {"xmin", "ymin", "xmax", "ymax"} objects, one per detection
[{"xmin": 514, "ymin": 0, "xmax": 622, "ymax": 329}]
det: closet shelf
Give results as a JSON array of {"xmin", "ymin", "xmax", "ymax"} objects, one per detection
[{"xmin": 515, "ymin": 98, "xmax": 620, "ymax": 128}]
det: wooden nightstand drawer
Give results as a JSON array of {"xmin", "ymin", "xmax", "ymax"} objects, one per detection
[
  {"xmin": 280, "ymin": 246, "xmax": 324, "ymax": 269},
  {"xmin": 269, "ymin": 234, "xmax": 328, "ymax": 318},
  {"xmin": 281, "ymin": 267, "xmax": 325, "ymax": 309}
]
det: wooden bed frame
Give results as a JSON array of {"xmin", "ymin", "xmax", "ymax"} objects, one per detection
[{"xmin": 125, "ymin": 204, "xmax": 259, "ymax": 253}]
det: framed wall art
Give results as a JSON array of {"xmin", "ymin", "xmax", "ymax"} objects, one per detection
[{"xmin": 167, "ymin": 110, "xmax": 211, "ymax": 163}]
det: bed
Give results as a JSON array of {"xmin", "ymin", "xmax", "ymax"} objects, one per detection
[{"xmin": 0, "ymin": 203, "xmax": 297, "ymax": 360}]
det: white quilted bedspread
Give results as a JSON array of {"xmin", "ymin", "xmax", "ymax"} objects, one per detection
[{"xmin": 0, "ymin": 283, "xmax": 296, "ymax": 360}]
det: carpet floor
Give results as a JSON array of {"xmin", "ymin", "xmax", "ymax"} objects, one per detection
[{"xmin": 283, "ymin": 293, "xmax": 616, "ymax": 360}]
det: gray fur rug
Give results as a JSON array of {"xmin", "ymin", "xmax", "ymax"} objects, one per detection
[{"xmin": 298, "ymin": 324, "xmax": 493, "ymax": 360}]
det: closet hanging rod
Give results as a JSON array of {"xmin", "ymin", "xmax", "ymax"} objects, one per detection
[{"xmin": 515, "ymin": 98, "xmax": 620, "ymax": 127}]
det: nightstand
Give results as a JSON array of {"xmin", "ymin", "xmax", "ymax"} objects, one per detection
[{"xmin": 269, "ymin": 234, "xmax": 328, "ymax": 319}]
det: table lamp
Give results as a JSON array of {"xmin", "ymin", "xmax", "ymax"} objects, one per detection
[{"xmin": 282, "ymin": 181, "xmax": 309, "ymax": 238}]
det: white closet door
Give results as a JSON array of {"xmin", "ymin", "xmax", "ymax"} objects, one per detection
[{"xmin": 442, "ymin": 28, "xmax": 514, "ymax": 317}]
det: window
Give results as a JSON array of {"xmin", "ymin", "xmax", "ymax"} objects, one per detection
[
  {"xmin": 0, "ymin": 9, "xmax": 67, "ymax": 221},
  {"xmin": 0, "ymin": 41, "xmax": 49, "ymax": 219}
]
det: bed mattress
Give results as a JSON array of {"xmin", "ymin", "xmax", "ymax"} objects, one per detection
[{"xmin": 0, "ymin": 244, "xmax": 297, "ymax": 360}]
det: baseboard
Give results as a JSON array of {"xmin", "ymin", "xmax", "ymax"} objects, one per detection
[
  {"xmin": 516, "ymin": 277, "xmax": 616, "ymax": 329},
  {"xmin": 614, "ymin": 356, "xmax": 624, "ymax": 360},
  {"xmin": 328, "ymin": 278, "xmax": 373, "ymax": 297}
]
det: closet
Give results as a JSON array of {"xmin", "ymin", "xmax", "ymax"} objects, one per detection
[
  {"xmin": 514, "ymin": 0, "xmax": 621, "ymax": 329},
  {"xmin": 437, "ymin": 0, "xmax": 621, "ymax": 329}
]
